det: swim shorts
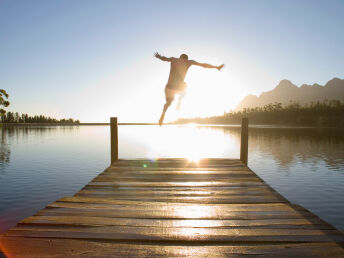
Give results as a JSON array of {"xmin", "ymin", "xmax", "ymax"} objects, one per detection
[{"xmin": 165, "ymin": 82, "xmax": 187, "ymax": 101}]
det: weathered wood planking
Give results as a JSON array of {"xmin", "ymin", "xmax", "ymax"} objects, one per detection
[{"xmin": 1, "ymin": 158, "xmax": 343, "ymax": 257}]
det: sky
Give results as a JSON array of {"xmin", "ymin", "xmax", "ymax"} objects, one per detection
[{"xmin": 1, "ymin": 0, "xmax": 343, "ymax": 122}]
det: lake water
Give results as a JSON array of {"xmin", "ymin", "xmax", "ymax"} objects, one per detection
[{"xmin": 0, "ymin": 125, "xmax": 343, "ymax": 233}]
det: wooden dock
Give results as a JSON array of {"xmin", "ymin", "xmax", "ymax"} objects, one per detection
[
  {"xmin": 1, "ymin": 118, "xmax": 344, "ymax": 256},
  {"xmin": 1, "ymin": 158, "xmax": 343, "ymax": 257}
]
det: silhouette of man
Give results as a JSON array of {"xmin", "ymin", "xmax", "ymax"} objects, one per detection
[{"xmin": 155, "ymin": 52, "xmax": 224, "ymax": 126}]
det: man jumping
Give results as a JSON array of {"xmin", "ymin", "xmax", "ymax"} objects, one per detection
[{"xmin": 155, "ymin": 52, "xmax": 224, "ymax": 126}]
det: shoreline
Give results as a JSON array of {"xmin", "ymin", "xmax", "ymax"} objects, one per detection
[
  {"xmin": 0, "ymin": 122, "xmax": 158, "ymax": 126},
  {"xmin": 0, "ymin": 122, "xmax": 342, "ymax": 129}
]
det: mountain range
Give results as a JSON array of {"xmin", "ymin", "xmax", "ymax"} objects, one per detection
[{"xmin": 235, "ymin": 78, "xmax": 344, "ymax": 110}]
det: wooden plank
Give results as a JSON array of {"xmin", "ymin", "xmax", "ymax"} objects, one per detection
[
  {"xmin": 58, "ymin": 196, "xmax": 289, "ymax": 207},
  {"xmin": 1, "ymin": 237, "xmax": 343, "ymax": 257},
  {"xmin": 95, "ymin": 173, "xmax": 258, "ymax": 180},
  {"xmin": 110, "ymin": 163, "xmax": 247, "ymax": 169},
  {"xmin": 77, "ymin": 188, "xmax": 276, "ymax": 197},
  {"xmin": 104, "ymin": 167, "xmax": 253, "ymax": 173},
  {"xmin": 108, "ymin": 162, "xmax": 246, "ymax": 167},
  {"xmin": 112, "ymin": 158, "xmax": 242, "ymax": 164},
  {"xmin": 5, "ymin": 226, "xmax": 344, "ymax": 243},
  {"xmin": 86, "ymin": 181, "xmax": 267, "ymax": 187},
  {"xmin": 81, "ymin": 186, "xmax": 275, "ymax": 195},
  {"xmin": 51, "ymin": 198, "xmax": 313, "ymax": 219},
  {"xmin": 49, "ymin": 200, "xmax": 296, "ymax": 211},
  {"xmin": 72, "ymin": 194, "xmax": 285, "ymax": 204},
  {"xmin": 35, "ymin": 207, "xmax": 317, "ymax": 220},
  {"xmin": 108, "ymin": 160, "xmax": 244, "ymax": 166},
  {"xmin": 109, "ymin": 164, "xmax": 248, "ymax": 169},
  {"xmin": 19, "ymin": 216, "xmax": 333, "ymax": 230},
  {"xmin": 91, "ymin": 177, "xmax": 262, "ymax": 183},
  {"xmin": 81, "ymin": 186, "xmax": 273, "ymax": 192},
  {"xmin": 11, "ymin": 224, "xmax": 343, "ymax": 238}
]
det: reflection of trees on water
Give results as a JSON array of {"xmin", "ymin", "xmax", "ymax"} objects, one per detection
[
  {"xmin": 0, "ymin": 126, "xmax": 79, "ymax": 170},
  {"xmin": 2, "ymin": 125, "xmax": 78, "ymax": 139},
  {"xmin": 0, "ymin": 129, "xmax": 11, "ymax": 168},
  {"xmin": 211, "ymin": 126, "xmax": 344, "ymax": 170}
]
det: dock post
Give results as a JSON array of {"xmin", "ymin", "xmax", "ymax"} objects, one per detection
[
  {"xmin": 110, "ymin": 117, "xmax": 118, "ymax": 163},
  {"xmin": 240, "ymin": 117, "xmax": 248, "ymax": 165}
]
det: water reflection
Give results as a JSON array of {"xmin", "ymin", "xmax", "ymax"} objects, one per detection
[
  {"xmin": 0, "ymin": 126, "xmax": 80, "ymax": 171},
  {"xmin": 210, "ymin": 126, "xmax": 344, "ymax": 171},
  {"xmin": 0, "ymin": 129, "xmax": 11, "ymax": 169}
]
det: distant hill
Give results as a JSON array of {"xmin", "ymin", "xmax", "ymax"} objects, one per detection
[{"xmin": 235, "ymin": 78, "xmax": 344, "ymax": 110}]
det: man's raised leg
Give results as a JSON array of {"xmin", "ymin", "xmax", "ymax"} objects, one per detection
[{"xmin": 176, "ymin": 90, "xmax": 186, "ymax": 110}]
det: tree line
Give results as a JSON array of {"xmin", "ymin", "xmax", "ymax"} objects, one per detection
[
  {"xmin": 0, "ymin": 89, "xmax": 10, "ymax": 117},
  {"xmin": 0, "ymin": 90, "xmax": 80, "ymax": 124},
  {"xmin": 1, "ymin": 111, "xmax": 80, "ymax": 124},
  {"xmin": 174, "ymin": 100, "xmax": 344, "ymax": 127}
]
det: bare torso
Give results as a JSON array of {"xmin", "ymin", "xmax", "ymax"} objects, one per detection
[{"xmin": 166, "ymin": 58, "xmax": 192, "ymax": 90}]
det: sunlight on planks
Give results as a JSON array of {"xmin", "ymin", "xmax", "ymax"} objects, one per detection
[{"xmin": 1, "ymin": 159, "xmax": 343, "ymax": 257}]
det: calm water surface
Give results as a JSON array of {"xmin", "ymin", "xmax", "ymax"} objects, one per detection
[{"xmin": 0, "ymin": 125, "xmax": 343, "ymax": 233}]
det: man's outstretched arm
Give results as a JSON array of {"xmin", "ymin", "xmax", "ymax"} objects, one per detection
[
  {"xmin": 190, "ymin": 60, "xmax": 224, "ymax": 71},
  {"xmin": 154, "ymin": 52, "xmax": 174, "ymax": 62}
]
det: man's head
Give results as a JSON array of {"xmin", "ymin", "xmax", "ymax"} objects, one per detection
[{"xmin": 180, "ymin": 54, "xmax": 188, "ymax": 60}]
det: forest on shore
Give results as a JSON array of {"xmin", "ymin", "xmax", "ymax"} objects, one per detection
[
  {"xmin": 1, "ymin": 111, "xmax": 80, "ymax": 124},
  {"xmin": 174, "ymin": 100, "xmax": 344, "ymax": 127},
  {"xmin": 1, "ymin": 90, "xmax": 80, "ymax": 124}
]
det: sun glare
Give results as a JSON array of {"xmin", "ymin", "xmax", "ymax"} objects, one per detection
[
  {"xmin": 187, "ymin": 155, "xmax": 201, "ymax": 163},
  {"xmin": 118, "ymin": 125, "xmax": 240, "ymax": 160},
  {"xmin": 164, "ymin": 69, "xmax": 244, "ymax": 122}
]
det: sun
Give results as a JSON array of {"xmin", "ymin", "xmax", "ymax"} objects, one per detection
[{"xmin": 167, "ymin": 68, "xmax": 240, "ymax": 120}]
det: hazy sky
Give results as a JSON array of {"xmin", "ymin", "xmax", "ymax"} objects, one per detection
[{"xmin": 1, "ymin": 0, "xmax": 343, "ymax": 122}]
